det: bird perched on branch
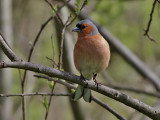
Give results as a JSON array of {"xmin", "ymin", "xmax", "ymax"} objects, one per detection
[{"xmin": 72, "ymin": 19, "xmax": 110, "ymax": 102}]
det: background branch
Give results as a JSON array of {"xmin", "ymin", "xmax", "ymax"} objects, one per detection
[
  {"xmin": 45, "ymin": 0, "xmax": 64, "ymax": 26},
  {"xmin": 144, "ymin": 0, "xmax": 157, "ymax": 42},
  {"xmin": 0, "ymin": 33, "xmax": 20, "ymax": 61},
  {"xmin": 0, "ymin": 92, "xmax": 71, "ymax": 97},
  {"xmin": 20, "ymin": 12, "xmax": 54, "ymax": 120},
  {"xmin": 19, "ymin": 1, "xmax": 69, "ymax": 118},
  {"xmin": 107, "ymin": 84, "xmax": 160, "ymax": 98},
  {"xmin": 92, "ymin": 97, "xmax": 126, "ymax": 120},
  {"xmin": 157, "ymin": 0, "xmax": 160, "ymax": 4}
]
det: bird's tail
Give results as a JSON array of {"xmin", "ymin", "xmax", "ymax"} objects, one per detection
[{"xmin": 73, "ymin": 85, "xmax": 91, "ymax": 102}]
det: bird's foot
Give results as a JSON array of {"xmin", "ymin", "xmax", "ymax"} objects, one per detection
[
  {"xmin": 93, "ymin": 73, "xmax": 101, "ymax": 89},
  {"xmin": 93, "ymin": 78, "xmax": 101, "ymax": 89}
]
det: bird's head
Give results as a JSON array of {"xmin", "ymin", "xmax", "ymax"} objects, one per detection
[{"xmin": 72, "ymin": 19, "xmax": 99, "ymax": 37}]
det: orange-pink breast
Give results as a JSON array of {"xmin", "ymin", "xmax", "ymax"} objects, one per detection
[{"xmin": 74, "ymin": 34, "xmax": 110, "ymax": 78}]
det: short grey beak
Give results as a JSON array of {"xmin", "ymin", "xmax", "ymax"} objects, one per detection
[{"xmin": 72, "ymin": 27, "xmax": 81, "ymax": 32}]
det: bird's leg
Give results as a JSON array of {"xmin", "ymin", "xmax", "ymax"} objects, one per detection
[
  {"xmin": 80, "ymin": 74, "xmax": 86, "ymax": 81},
  {"xmin": 93, "ymin": 73, "xmax": 101, "ymax": 89},
  {"xmin": 93, "ymin": 73, "xmax": 97, "ymax": 81},
  {"xmin": 80, "ymin": 74, "xmax": 88, "ymax": 87}
]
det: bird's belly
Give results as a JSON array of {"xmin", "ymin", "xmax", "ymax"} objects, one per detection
[
  {"xmin": 79, "ymin": 59, "xmax": 99, "ymax": 73},
  {"xmin": 78, "ymin": 61, "xmax": 97, "ymax": 80},
  {"xmin": 75, "ymin": 54, "xmax": 104, "ymax": 79},
  {"xmin": 74, "ymin": 36, "xmax": 110, "ymax": 80}
]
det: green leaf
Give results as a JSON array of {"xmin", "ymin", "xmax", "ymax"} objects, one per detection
[
  {"xmin": 52, "ymin": 4, "xmax": 58, "ymax": 16},
  {"xmin": 53, "ymin": 4, "xmax": 58, "ymax": 11},
  {"xmin": 42, "ymin": 97, "xmax": 49, "ymax": 112},
  {"xmin": 77, "ymin": 0, "xmax": 81, "ymax": 4},
  {"xmin": 49, "ymin": 81, "xmax": 55, "ymax": 89},
  {"xmin": 75, "ymin": 0, "xmax": 81, "ymax": 15},
  {"xmin": 75, "ymin": 3, "xmax": 78, "ymax": 7},
  {"xmin": 75, "ymin": 7, "xmax": 80, "ymax": 15},
  {"xmin": 52, "ymin": 11, "xmax": 56, "ymax": 16},
  {"xmin": 71, "ymin": 89, "xmax": 75, "ymax": 94},
  {"xmin": 85, "ymin": 0, "xmax": 90, "ymax": 5}
]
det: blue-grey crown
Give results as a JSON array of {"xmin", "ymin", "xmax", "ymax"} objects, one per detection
[{"xmin": 77, "ymin": 19, "xmax": 99, "ymax": 36}]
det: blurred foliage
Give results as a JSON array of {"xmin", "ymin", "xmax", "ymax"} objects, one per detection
[{"xmin": 0, "ymin": 0, "xmax": 160, "ymax": 120}]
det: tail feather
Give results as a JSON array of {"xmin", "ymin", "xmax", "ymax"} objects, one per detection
[
  {"xmin": 73, "ymin": 85, "xmax": 84, "ymax": 101},
  {"xmin": 73, "ymin": 85, "xmax": 92, "ymax": 102},
  {"xmin": 83, "ymin": 87, "xmax": 91, "ymax": 102}
]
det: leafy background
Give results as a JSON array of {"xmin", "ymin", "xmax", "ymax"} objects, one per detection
[{"xmin": 0, "ymin": 0, "xmax": 160, "ymax": 120}]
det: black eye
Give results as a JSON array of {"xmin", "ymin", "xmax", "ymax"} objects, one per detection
[
  {"xmin": 82, "ymin": 25, "xmax": 86, "ymax": 29},
  {"xmin": 76, "ymin": 24, "xmax": 81, "ymax": 28}
]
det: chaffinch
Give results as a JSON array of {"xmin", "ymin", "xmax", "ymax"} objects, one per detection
[{"xmin": 72, "ymin": 19, "xmax": 110, "ymax": 102}]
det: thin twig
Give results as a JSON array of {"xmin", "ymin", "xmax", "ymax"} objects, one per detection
[
  {"xmin": 22, "ymin": 16, "xmax": 53, "ymax": 86},
  {"xmin": 59, "ymin": 0, "xmax": 71, "ymax": 10},
  {"xmin": 45, "ymin": 16, "xmax": 70, "ymax": 120},
  {"xmin": 107, "ymin": 84, "xmax": 160, "ymax": 98},
  {"xmin": 45, "ymin": 0, "xmax": 64, "ymax": 26},
  {"xmin": 46, "ymin": 56, "xmax": 58, "ymax": 67},
  {"xmin": 51, "ymin": 34, "xmax": 56, "ymax": 68},
  {"xmin": 0, "ymin": 31, "xmax": 11, "ymax": 49},
  {"xmin": 145, "ymin": 33, "xmax": 156, "ymax": 42},
  {"xmin": 0, "ymin": 92, "xmax": 71, "ymax": 97},
  {"xmin": 58, "ymin": 25, "xmax": 66, "ymax": 69},
  {"xmin": 92, "ymin": 97, "xmax": 126, "ymax": 120},
  {"xmin": 20, "ymin": 5, "xmax": 69, "ymax": 118},
  {"xmin": 66, "ymin": 0, "xmax": 88, "ymax": 27},
  {"xmin": 43, "ymin": 3, "xmax": 73, "ymax": 118},
  {"xmin": 20, "ymin": 2, "xmax": 68, "ymax": 115},
  {"xmin": 44, "ymin": 75, "xmax": 55, "ymax": 119},
  {"xmin": 44, "ymin": 35, "xmax": 56, "ymax": 120},
  {"xmin": 34, "ymin": 75, "xmax": 75, "ymax": 89},
  {"xmin": 20, "ymin": 15, "xmax": 54, "ymax": 120},
  {"xmin": 157, "ymin": 0, "xmax": 160, "ymax": 4},
  {"xmin": 45, "ymin": 34, "xmax": 58, "ymax": 67},
  {"xmin": 18, "ymin": 69, "xmax": 23, "ymax": 81},
  {"xmin": 0, "ymin": 32, "xmax": 25, "ymax": 120},
  {"xmin": 0, "ymin": 33, "xmax": 20, "ymax": 61},
  {"xmin": 44, "ymin": 2, "xmax": 72, "ymax": 118},
  {"xmin": 144, "ymin": 0, "xmax": 157, "ymax": 42}
]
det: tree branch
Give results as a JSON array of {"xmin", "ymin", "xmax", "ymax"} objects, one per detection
[
  {"xmin": 44, "ymin": 11, "xmax": 70, "ymax": 120},
  {"xmin": 45, "ymin": 0, "xmax": 64, "ymax": 26},
  {"xmin": 0, "ymin": 92, "xmax": 71, "ymax": 97},
  {"xmin": 157, "ymin": 0, "xmax": 160, "ymax": 4},
  {"xmin": 0, "ymin": 33, "xmax": 20, "ymax": 61},
  {"xmin": 92, "ymin": 97, "xmax": 126, "ymax": 120},
  {"xmin": 144, "ymin": 0, "xmax": 157, "ymax": 42},
  {"xmin": 107, "ymin": 84, "xmax": 160, "ymax": 98},
  {"xmin": 0, "ymin": 61, "xmax": 159, "ymax": 119}
]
